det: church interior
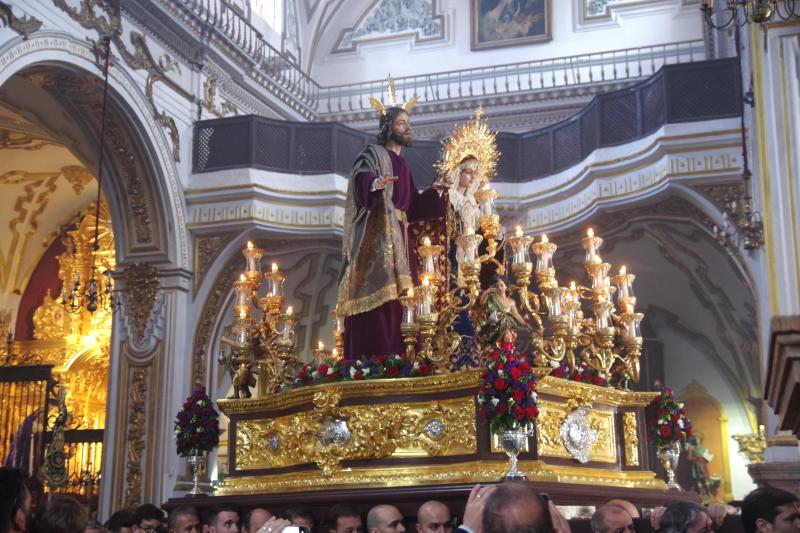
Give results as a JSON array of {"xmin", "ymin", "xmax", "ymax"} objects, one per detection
[{"xmin": 0, "ymin": 0, "xmax": 799, "ymax": 531}]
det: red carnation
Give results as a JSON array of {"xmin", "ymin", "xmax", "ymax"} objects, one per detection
[
  {"xmin": 354, "ymin": 371, "xmax": 364, "ymax": 380},
  {"xmin": 326, "ymin": 374, "xmax": 336, "ymax": 382},
  {"xmin": 519, "ymin": 362, "xmax": 531, "ymax": 373},
  {"xmin": 514, "ymin": 406, "xmax": 525, "ymax": 420},
  {"xmin": 496, "ymin": 403, "xmax": 508, "ymax": 414},
  {"xmin": 387, "ymin": 365, "xmax": 399, "ymax": 377},
  {"xmin": 512, "ymin": 389, "xmax": 525, "ymax": 402},
  {"xmin": 593, "ymin": 376, "xmax": 604, "ymax": 386},
  {"xmin": 526, "ymin": 406, "xmax": 538, "ymax": 418},
  {"xmin": 318, "ymin": 363, "xmax": 329, "ymax": 375},
  {"xmin": 659, "ymin": 425, "xmax": 673, "ymax": 437},
  {"xmin": 494, "ymin": 378, "xmax": 508, "ymax": 391},
  {"xmin": 510, "ymin": 367, "xmax": 522, "ymax": 380}
]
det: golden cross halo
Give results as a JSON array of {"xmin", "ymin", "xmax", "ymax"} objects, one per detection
[
  {"xmin": 368, "ymin": 74, "xmax": 419, "ymax": 116},
  {"xmin": 436, "ymin": 107, "xmax": 500, "ymax": 185}
]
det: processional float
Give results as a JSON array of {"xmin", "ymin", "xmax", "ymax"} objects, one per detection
[{"xmin": 213, "ymin": 109, "xmax": 666, "ymax": 499}]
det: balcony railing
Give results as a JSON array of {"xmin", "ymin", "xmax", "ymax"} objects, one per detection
[
  {"xmin": 174, "ymin": 0, "xmax": 705, "ymax": 119},
  {"xmin": 315, "ymin": 40, "xmax": 706, "ymax": 115}
]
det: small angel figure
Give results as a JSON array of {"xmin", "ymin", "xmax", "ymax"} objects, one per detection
[{"xmin": 477, "ymin": 278, "xmax": 530, "ymax": 348}]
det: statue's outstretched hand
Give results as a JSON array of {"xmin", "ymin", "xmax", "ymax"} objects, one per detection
[{"xmin": 373, "ymin": 174, "xmax": 398, "ymax": 190}]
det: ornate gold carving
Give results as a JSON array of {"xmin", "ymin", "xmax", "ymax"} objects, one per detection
[
  {"xmin": 0, "ymin": 1, "xmax": 43, "ymax": 39},
  {"xmin": 215, "ymin": 459, "xmax": 666, "ymax": 495},
  {"xmin": 156, "ymin": 111, "xmax": 180, "ymax": 162},
  {"xmin": 235, "ymin": 394, "xmax": 476, "ymax": 476},
  {"xmin": 32, "ymin": 291, "xmax": 70, "ymax": 341},
  {"xmin": 535, "ymin": 399, "xmax": 616, "ymax": 464},
  {"xmin": 194, "ymin": 232, "xmax": 239, "ymax": 293},
  {"xmin": 202, "ymin": 78, "xmax": 238, "ymax": 118},
  {"xmin": 123, "ymin": 264, "xmax": 160, "ymax": 343},
  {"xmin": 0, "ymin": 129, "xmax": 56, "ymax": 150},
  {"xmin": 60, "ymin": 166, "xmax": 94, "ymax": 195},
  {"xmin": 733, "ymin": 426, "xmax": 766, "ymax": 464},
  {"xmin": 538, "ymin": 376, "xmax": 658, "ymax": 407},
  {"xmin": 623, "ymin": 411, "xmax": 640, "ymax": 466},
  {"xmin": 123, "ymin": 366, "xmax": 147, "ymax": 508}
]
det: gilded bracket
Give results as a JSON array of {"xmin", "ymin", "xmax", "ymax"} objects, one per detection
[
  {"xmin": 123, "ymin": 263, "xmax": 160, "ymax": 343},
  {"xmin": 0, "ymin": 2, "xmax": 42, "ymax": 39}
]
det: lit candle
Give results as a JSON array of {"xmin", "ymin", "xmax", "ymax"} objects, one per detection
[
  {"xmin": 247, "ymin": 241, "xmax": 253, "ymax": 250},
  {"xmin": 619, "ymin": 265, "xmax": 629, "ymax": 299},
  {"xmin": 515, "ymin": 226, "xmax": 523, "ymax": 237},
  {"xmin": 271, "ymin": 263, "xmax": 279, "ymax": 273},
  {"xmin": 423, "ymin": 236, "xmax": 431, "ymax": 247},
  {"xmin": 402, "ymin": 288, "xmax": 415, "ymax": 324},
  {"xmin": 234, "ymin": 274, "xmax": 251, "ymax": 309},
  {"xmin": 420, "ymin": 277, "xmax": 432, "ymax": 315},
  {"xmin": 466, "ymin": 226, "xmax": 475, "ymax": 236},
  {"xmin": 239, "ymin": 308, "xmax": 246, "ymax": 320},
  {"xmin": 318, "ymin": 341, "xmax": 324, "ymax": 351},
  {"xmin": 332, "ymin": 348, "xmax": 339, "ymax": 359},
  {"xmin": 286, "ymin": 306, "xmax": 293, "ymax": 316},
  {"xmin": 586, "ymin": 228, "xmax": 597, "ymax": 263}
]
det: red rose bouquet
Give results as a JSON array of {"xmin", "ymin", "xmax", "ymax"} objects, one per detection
[
  {"xmin": 646, "ymin": 382, "xmax": 692, "ymax": 448},
  {"xmin": 174, "ymin": 386, "xmax": 220, "ymax": 457},
  {"xmin": 477, "ymin": 343, "xmax": 539, "ymax": 434}
]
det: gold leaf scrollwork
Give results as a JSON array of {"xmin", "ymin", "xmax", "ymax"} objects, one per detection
[
  {"xmin": 0, "ymin": 1, "xmax": 43, "ymax": 39},
  {"xmin": 123, "ymin": 263, "xmax": 160, "ymax": 343},
  {"xmin": 233, "ymin": 396, "xmax": 476, "ymax": 476},
  {"xmin": 623, "ymin": 412, "xmax": 640, "ymax": 466}
]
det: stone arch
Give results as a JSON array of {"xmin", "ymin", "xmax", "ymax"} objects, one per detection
[{"xmin": 0, "ymin": 33, "xmax": 188, "ymax": 268}]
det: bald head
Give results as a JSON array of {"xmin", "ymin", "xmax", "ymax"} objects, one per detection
[
  {"xmin": 606, "ymin": 500, "xmax": 639, "ymax": 519},
  {"xmin": 416, "ymin": 501, "xmax": 451, "ymax": 533},
  {"xmin": 367, "ymin": 506, "xmax": 405, "ymax": 533},
  {"xmin": 591, "ymin": 504, "xmax": 635, "ymax": 533},
  {"xmin": 242, "ymin": 509, "xmax": 272, "ymax": 533},
  {"xmin": 482, "ymin": 481, "xmax": 551, "ymax": 533}
]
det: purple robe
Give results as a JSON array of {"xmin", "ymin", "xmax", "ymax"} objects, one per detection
[{"xmin": 344, "ymin": 150, "xmax": 444, "ymax": 358}]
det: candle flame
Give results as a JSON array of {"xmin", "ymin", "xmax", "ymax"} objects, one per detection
[
  {"xmin": 286, "ymin": 306, "xmax": 293, "ymax": 316},
  {"xmin": 271, "ymin": 263, "xmax": 278, "ymax": 273},
  {"xmin": 239, "ymin": 273, "xmax": 246, "ymax": 282},
  {"xmin": 515, "ymin": 226, "xmax": 523, "ymax": 237},
  {"xmin": 422, "ymin": 276, "xmax": 430, "ymax": 287},
  {"xmin": 239, "ymin": 309, "xmax": 246, "ymax": 319},
  {"xmin": 407, "ymin": 288, "xmax": 415, "ymax": 297},
  {"xmin": 541, "ymin": 234, "xmax": 549, "ymax": 243},
  {"xmin": 318, "ymin": 341, "xmax": 324, "ymax": 350},
  {"xmin": 466, "ymin": 227, "xmax": 475, "ymax": 235},
  {"xmin": 570, "ymin": 281, "xmax": 577, "ymax": 291},
  {"xmin": 423, "ymin": 236, "xmax": 431, "ymax": 247},
  {"xmin": 247, "ymin": 241, "xmax": 254, "ymax": 250},
  {"xmin": 587, "ymin": 227, "xmax": 594, "ymax": 238},
  {"xmin": 620, "ymin": 265, "xmax": 627, "ymax": 276},
  {"xmin": 332, "ymin": 348, "xmax": 339, "ymax": 357}
]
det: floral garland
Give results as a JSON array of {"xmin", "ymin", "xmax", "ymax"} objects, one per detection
[
  {"xmin": 283, "ymin": 353, "xmax": 432, "ymax": 392},
  {"xmin": 549, "ymin": 359, "xmax": 608, "ymax": 387},
  {"xmin": 477, "ymin": 342, "xmax": 539, "ymax": 434},
  {"xmin": 646, "ymin": 382, "xmax": 693, "ymax": 447},
  {"xmin": 174, "ymin": 386, "xmax": 220, "ymax": 457}
]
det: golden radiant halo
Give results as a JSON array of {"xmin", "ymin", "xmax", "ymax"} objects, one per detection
[
  {"xmin": 368, "ymin": 74, "xmax": 419, "ymax": 116},
  {"xmin": 437, "ymin": 106, "xmax": 500, "ymax": 185}
]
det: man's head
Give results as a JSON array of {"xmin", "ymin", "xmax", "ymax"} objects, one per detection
[
  {"xmin": 482, "ymin": 481, "xmax": 552, "ymax": 533},
  {"xmin": 0, "ymin": 468, "xmax": 31, "ymax": 533},
  {"xmin": 591, "ymin": 504, "xmax": 635, "ymax": 533},
  {"xmin": 606, "ymin": 501, "xmax": 640, "ymax": 519},
  {"xmin": 207, "ymin": 508, "xmax": 239, "ymax": 533},
  {"xmin": 240, "ymin": 509, "xmax": 271, "ymax": 533},
  {"xmin": 168, "ymin": 508, "xmax": 200, "ymax": 533},
  {"xmin": 660, "ymin": 502, "xmax": 712, "ymax": 533},
  {"xmin": 133, "ymin": 505, "xmax": 165, "ymax": 533},
  {"xmin": 327, "ymin": 504, "xmax": 363, "ymax": 533},
  {"xmin": 416, "ymin": 501, "xmax": 451, "ymax": 533},
  {"xmin": 35, "ymin": 495, "xmax": 88, "ymax": 533},
  {"xmin": 377, "ymin": 108, "xmax": 412, "ymax": 148},
  {"xmin": 285, "ymin": 508, "xmax": 314, "ymax": 530},
  {"xmin": 106, "ymin": 511, "xmax": 135, "ymax": 533},
  {"xmin": 366, "ymin": 505, "xmax": 405, "ymax": 533},
  {"xmin": 742, "ymin": 487, "xmax": 800, "ymax": 533}
]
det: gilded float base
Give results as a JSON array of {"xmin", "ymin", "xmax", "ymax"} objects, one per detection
[{"xmin": 214, "ymin": 460, "xmax": 666, "ymax": 495}]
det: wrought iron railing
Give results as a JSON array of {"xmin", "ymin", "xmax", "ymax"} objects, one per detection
[
  {"xmin": 315, "ymin": 40, "xmax": 706, "ymax": 115},
  {"xmin": 45, "ymin": 429, "xmax": 104, "ymax": 504},
  {"xmin": 173, "ymin": 0, "xmax": 705, "ymax": 118},
  {"xmin": 0, "ymin": 365, "xmax": 54, "ymax": 473},
  {"xmin": 180, "ymin": 0, "xmax": 320, "ymax": 114}
]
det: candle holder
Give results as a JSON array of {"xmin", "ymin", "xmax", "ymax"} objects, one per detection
[
  {"xmin": 398, "ymin": 290, "xmax": 419, "ymax": 360},
  {"xmin": 243, "ymin": 242, "xmax": 263, "ymax": 286},
  {"xmin": 233, "ymin": 275, "xmax": 253, "ymax": 319},
  {"xmin": 581, "ymin": 228, "xmax": 603, "ymax": 265},
  {"xmin": 417, "ymin": 236, "xmax": 444, "ymax": 284}
]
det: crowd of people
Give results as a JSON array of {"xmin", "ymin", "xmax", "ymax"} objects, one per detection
[{"xmin": 1, "ymin": 468, "xmax": 798, "ymax": 533}]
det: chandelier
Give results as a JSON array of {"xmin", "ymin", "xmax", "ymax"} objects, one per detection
[
  {"xmin": 701, "ymin": 0, "xmax": 798, "ymax": 29},
  {"xmin": 710, "ymin": 23, "xmax": 765, "ymax": 251}
]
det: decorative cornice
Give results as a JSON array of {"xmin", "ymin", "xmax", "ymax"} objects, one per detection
[{"xmin": 0, "ymin": 2, "xmax": 42, "ymax": 40}]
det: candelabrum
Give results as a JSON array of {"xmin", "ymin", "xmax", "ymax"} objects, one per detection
[
  {"xmin": 504, "ymin": 227, "xmax": 644, "ymax": 388},
  {"xmin": 219, "ymin": 242, "xmax": 302, "ymax": 398},
  {"xmin": 405, "ymin": 186, "xmax": 504, "ymax": 372}
]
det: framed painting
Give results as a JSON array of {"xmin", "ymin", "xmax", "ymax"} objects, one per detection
[{"xmin": 471, "ymin": 0, "xmax": 552, "ymax": 50}]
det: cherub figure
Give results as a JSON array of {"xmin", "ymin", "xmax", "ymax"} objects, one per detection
[{"xmin": 477, "ymin": 278, "xmax": 530, "ymax": 348}]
